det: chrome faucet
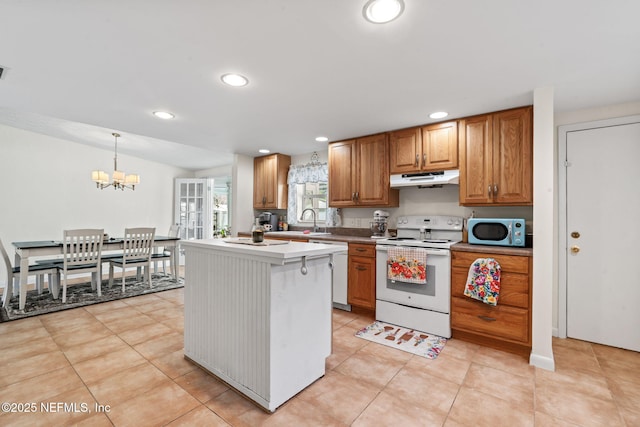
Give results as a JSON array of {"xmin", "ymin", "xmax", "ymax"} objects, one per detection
[{"xmin": 300, "ymin": 208, "xmax": 318, "ymax": 232}]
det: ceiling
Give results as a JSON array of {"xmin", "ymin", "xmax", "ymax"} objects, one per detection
[{"xmin": 1, "ymin": 1, "xmax": 639, "ymax": 170}]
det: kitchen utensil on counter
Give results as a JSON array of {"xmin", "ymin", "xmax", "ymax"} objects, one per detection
[
  {"xmin": 370, "ymin": 210, "xmax": 390, "ymax": 239},
  {"xmin": 251, "ymin": 218, "xmax": 264, "ymax": 243}
]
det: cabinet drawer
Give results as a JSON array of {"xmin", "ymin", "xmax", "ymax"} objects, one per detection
[
  {"xmin": 451, "ymin": 251, "xmax": 529, "ymax": 274},
  {"xmin": 349, "ymin": 243, "xmax": 375, "ymax": 257},
  {"xmin": 451, "ymin": 268, "xmax": 529, "ymax": 309},
  {"xmin": 451, "ymin": 297, "xmax": 529, "ymax": 343}
]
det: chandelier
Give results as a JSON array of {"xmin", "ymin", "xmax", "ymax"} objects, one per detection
[{"xmin": 91, "ymin": 133, "xmax": 140, "ymax": 190}]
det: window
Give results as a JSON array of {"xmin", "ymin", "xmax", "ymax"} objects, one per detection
[{"xmin": 296, "ymin": 182, "xmax": 327, "ymax": 224}]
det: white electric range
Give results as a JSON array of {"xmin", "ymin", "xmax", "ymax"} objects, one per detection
[{"xmin": 375, "ymin": 215, "xmax": 463, "ymax": 338}]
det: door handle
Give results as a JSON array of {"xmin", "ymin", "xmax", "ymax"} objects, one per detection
[
  {"xmin": 355, "ymin": 266, "xmax": 367, "ymax": 271},
  {"xmin": 415, "ymin": 154, "xmax": 419, "ymax": 167},
  {"xmin": 422, "ymin": 153, "xmax": 426, "ymax": 167},
  {"xmin": 493, "ymin": 184, "xmax": 498, "ymax": 195},
  {"xmin": 488, "ymin": 185, "xmax": 492, "ymax": 197},
  {"xmin": 571, "ymin": 245, "xmax": 580, "ymax": 254},
  {"xmin": 477, "ymin": 315, "xmax": 497, "ymax": 322}
]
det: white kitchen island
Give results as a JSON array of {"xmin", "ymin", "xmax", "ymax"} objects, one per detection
[{"xmin": 181, "ymin": 237, "xmax": 343, "ymax": 412}]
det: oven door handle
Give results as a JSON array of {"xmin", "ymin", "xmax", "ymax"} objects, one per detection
[{"xmin": 376, "ymin": 246, "xmax": 450, "ymax": 256}]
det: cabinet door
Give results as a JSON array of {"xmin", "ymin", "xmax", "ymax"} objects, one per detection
[
  {"xmin": 348, "ymin": 255, "xmax": 376, "ymax": 309},
  {"xmin": 459, "ymin": 115, "xmax": 493, "ymax": 204},
  {"xmin": 253, "ymin": 155, "xmax": 277, "ymax": 208},
  {"xmin": 421, "ymin": 121, "xmax": 458, "ymax": 171},
  {"xmin": 356, "ymin": 133, "xmax": 392, "ymax": 206},
  {"xmin": 389, "ymin": 127, "xmax": 421, "ymax": 174},
  {"xmin": 492, "ymin": 107, "xmax": 533, "ymax": 205},
  {"xmin": 328, "ymin": 140, "xmax": 357, "ymax": 207}
]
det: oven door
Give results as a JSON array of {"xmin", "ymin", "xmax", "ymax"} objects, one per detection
[{"xmin": 375, "ymin": 245, "xmax": 451, "ymax": 313}]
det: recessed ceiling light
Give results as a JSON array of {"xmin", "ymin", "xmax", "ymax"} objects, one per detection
[
  {"xmin": 258, "ymin": 149, "xmax": 270, "ymax": 154},
  {"xmin": 153, "ymin": 111, "xmax": 175, "ymax": 120},
  {"xmin": 429, "ymin": 111, "xmax": 449, "ymax": 119},
  {"xmin": 363, "ymin": 0, "xmax": 405, "ymax": 24},
  {"xmin": 221, "ymin": 73, "xmax": 249, "ymax": 87},
  {"xmin": 315, "ymin": 136, "xmax": 329, "ymax": 142}
]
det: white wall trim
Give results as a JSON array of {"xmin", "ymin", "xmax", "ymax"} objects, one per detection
[
  {"xmin": 530, "ymin": 87, "xmax": 555, "ymax": 371},
  {"xmin": 557, "ymin": 114, "xmax": 640, "ymax": 339}
]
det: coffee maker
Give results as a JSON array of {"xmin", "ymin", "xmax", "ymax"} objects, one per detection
[
  {"xmin": 370, "ymin": 210, "xmax": 390, "ymax": 238},
  {"xmin": 258, "ymin": 212, "xmax": 278, "ymax": 232}
]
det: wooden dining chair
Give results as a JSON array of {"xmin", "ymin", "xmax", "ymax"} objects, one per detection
[
  {"xmin": 109, "ymin": 227, "xmax": 155, "ymax": 292},
  {"xmin": 1, "ymin": 238, "xmax": 60, "ymax": 308},
  {"xmin": 152, "ymin": 224, "xmax": 180, "ymax": 275},
  {"xmin": 56, "ymin": 229, "xmax": 104, "ymax": 303}
]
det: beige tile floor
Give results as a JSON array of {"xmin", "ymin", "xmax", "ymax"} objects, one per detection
[{"xmin": 1, "ymin": 287, "xmax": 639, "ymax": 426}]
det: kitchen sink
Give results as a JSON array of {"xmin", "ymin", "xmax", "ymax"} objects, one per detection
[{"xmin": 265, "ymin": 231, "xmax": 332, "ymax": 237}]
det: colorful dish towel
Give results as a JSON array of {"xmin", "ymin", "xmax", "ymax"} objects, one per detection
[
  {"xmin": 464, "ymin": 258, "xmax": 501, "ymax": 305},
  {"xmin": 387, "ymin": 247, "xmax": 427, "ymax": 284}
]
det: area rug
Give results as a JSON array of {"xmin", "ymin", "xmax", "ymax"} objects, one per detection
[
  {"xmin": 355, "ymin": 321, "xmax": 447, "ymax": 359},
  {"xmin": 1, "ymin": 274, "xmax": 184, "ymax": 322}
]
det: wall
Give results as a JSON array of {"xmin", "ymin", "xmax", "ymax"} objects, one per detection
[
  {"xmin": 230, "ymin": 154, "xmax": 254, "ymax": 236},
  {"xmin": 0, "ymin": 124, "xmax": 192, "ymax": 284}
]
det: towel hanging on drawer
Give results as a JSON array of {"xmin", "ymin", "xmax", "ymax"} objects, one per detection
[
  {"xmin": 464, "ymin": 258, "xmax": 501, "ymax": 305},
  {"xmin": 387, "ymin": 247, "xmax": 427, "ymax": 284}
]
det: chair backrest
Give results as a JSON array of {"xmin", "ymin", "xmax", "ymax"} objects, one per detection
[
  {"xmin": 63, "ymin": 229, "xmax": 104, "ymax": 267},
  {"xmin": 0, "ymin": 238, "xmax": 14, "ymax": 287},
  {"xmin": 168, "ymin": 224, "xmax": 180, "ymax": 238},
  {"xmin": 123, "ymin": 227, "xmax": 156, "ymax": 262}
]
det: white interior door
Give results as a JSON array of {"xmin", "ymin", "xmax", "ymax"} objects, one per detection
[{"xmin": 564, "ymin": 120, "xmax": 640, "ymax": 351}]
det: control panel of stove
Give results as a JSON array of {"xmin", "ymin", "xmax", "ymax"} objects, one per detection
[{"xmin": 395, "ymin": 215, "xmax": 463, "ymax": 231}]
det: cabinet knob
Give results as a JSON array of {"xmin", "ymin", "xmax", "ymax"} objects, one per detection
[
  {"xmin": 488, "ymin": 185, "xmax": 492, "ymax": 197},
  {"xmin": 493, "ymin": 184, "xmax": 498, "ymax": 195},
  {"xmin": 415, "ymin": 154, "xmax": 419, "ymax": 167}
]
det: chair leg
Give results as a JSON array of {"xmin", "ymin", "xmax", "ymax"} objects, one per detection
[
  {"xmin": 147, "ymin": 265, "xmax": 153, "ymax": 288},
  {"xmin": 96, "ymin": 269, "xmax": 102, "ymax": 297},
  {"xmin": 62, "ymin": 275, "xmax": 68, "ymax": 303},
  {"xmin": 36, "ymin": 274, "xmax": 44, "ymax": 294},
  {"xmin": 108, "ymin": 263, "xmax": 114, "ymax": 288},
  {"xmin": 50, "ymin": 272, "xmax": 60, "ymax": 299},
  {"xmin": 121, "ymin": 267, "xmax": 126, "ymax": 293}
]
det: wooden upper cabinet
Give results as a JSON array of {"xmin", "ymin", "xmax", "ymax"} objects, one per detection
[
  {"xmin": 459, "ymin": 106, "xmax": 532, "ymax": 206},
  {"xmin": 421, "ymin": 121, "xmax": 458, "ymax": 171},
  {"xmin": 389, "ymin": 127, "xmax": 421, "ymax": 174},
  {"xmin": 253, "ymin": 153, "xmax": 291, "ymax": 209},
  {"xmin": 327, "ymin": 140, "xmax": 357, "ymax": 205},
  {"xmin": 328, "ymin": 134, "xmax": 399, "ymax": 208},
  {"xmin": 492, "ymin": 108, "xmax": 533, "ymax": 205},
  {"xmin": 389, "ymin": 122, "xmax": 458, "ymax": 174}
]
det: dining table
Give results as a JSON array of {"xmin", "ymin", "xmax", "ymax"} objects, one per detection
[{"xmin": 9, "ymin": 236, "xmax": 181, "ymax": 311}]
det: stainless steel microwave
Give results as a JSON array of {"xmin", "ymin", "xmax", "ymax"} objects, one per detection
[{"xmin": 467, "ymin": 218, "xmax": 525, "ymax": 247}]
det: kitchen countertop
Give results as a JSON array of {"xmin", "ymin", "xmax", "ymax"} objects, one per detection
[
  {"xmin": 452, "ymin": 242, "xmax": 533, "ymax": 257},
  {"xmin": 239, "ymin": 231, "xmax": 379, "ymax": 245},
  {"xmin": 182, "ymin": 238, "xmax": 346, "ymax": 262}
]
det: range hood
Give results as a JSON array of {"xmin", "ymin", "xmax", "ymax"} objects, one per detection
[{"xmin": 390, "ymin": 170, "xmax": 460, "ymax": 188}]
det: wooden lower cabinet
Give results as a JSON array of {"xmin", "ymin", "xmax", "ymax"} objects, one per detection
[
  {"xmin": 450, "ymin": 249, "xmax": 532, "ymax": 357},
  {"xmin": 347, "ymin": 243, "xmax": 376, "ymax": 310}
]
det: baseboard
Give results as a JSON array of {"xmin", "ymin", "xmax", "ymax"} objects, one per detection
[{"xmin": 530, "ymin": 353, "xmax": 555, "ymax": 371}]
